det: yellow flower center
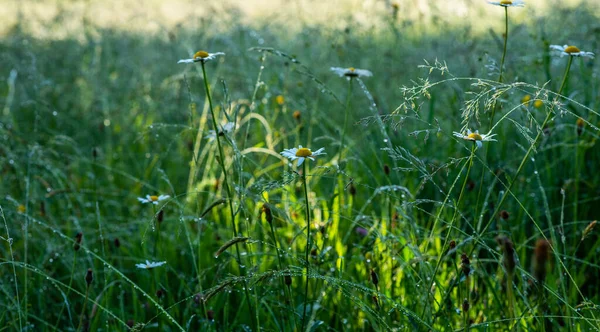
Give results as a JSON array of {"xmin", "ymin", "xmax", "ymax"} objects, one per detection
[
  {"xmin": 467, "ymin": 133, "xmax": 483, "ymax": 141},
  {"xmin": 500, "ymin": 0, "xmax": 512, "ymax": 4},
  {"xmin": 193, "ymin": 51, "xmax": 210, "ymax": 59},
  {"xmin": 564, "ymin": 46, "xmax": 580, "ymax": 54},
  {"xmin": 576, "ymin": 117, "xmax": 585, "ymax": 127},
  {"xmin": 18, "ymin": 205, "xmax": 26, "ymax": 213},
  {"xmin": 534, "ymin": 99, "xmax": 543, "ymax": 108},
  {"xmin": 295, "ymin": 148, "xmax": 312, "ymax": 157},
  {"xmin": 348, "ymin": 67, "xmax": 356, "ymax": 72},
  {"xmin": 150, "ymin": 195, "xmax": 159, "ymax": 201},
  {"xmin": 276, "ymin": 95, "xmax": 285, "ymax": 105},
  {"xmin": 521, "ymin": 95, "xmax": 531, "ymax": 104}
]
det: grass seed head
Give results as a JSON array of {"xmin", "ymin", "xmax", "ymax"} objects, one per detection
[
  {"xmin": 496, "ymin": 235, "xmax": 516, "ymax": 275},
  {"xmin": 533, "ymin": 239, "xmax": 551, "ymax": 283},
  {"xmin": 85, "ymin": 268, "xmax": 93, "ymax": 286},
  {"xmin": 371, "ymin": 269, "xmax": 379, "ymax": 285},
  {"xmin": 74, "ymin": 232, "xmax": 83, "ymax": 251}
]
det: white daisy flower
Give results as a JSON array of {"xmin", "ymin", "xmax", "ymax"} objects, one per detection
[
  {"xmin": 280, "ymin": 145, "xmax": 326, "ymax": 166},
  {"xmin": 452, "ymin": 129, "xmax": 497, "ymax": 149},
  {"xmin": 138, "ymin": 195, "xmax": 170, "ymax": 205},
  {"xmin": 487, "ymin": 0, "xmax": 525, "ymax": 7},
  {"xmin": 135, "ymin": 260, "xmax": 167, "ymax": 269},
  {"xmin": 330, "ymin": 67, "xmax": 373, "ymax": 78},
  {"xmin": 205, "ymin": 122, "xmax": 235, "ymax": 140},
  {"xmin": 549, "ymin": 45, "xmax": 594, "ymax": 58},
  {"xmin": 178, "ymin": 50, "xmax": 225, "ymax": 64}
]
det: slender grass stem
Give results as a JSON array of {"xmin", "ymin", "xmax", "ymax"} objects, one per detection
[
  {"xmin": 338, "ymin": 78, "xmax": 353, "ymax": 161},
  {"xmin": 300, "ymin": 161, "xmax": 312, "ymax": 332},
  {"xmin": 200, "ymin": 61, "xmax": 256, "ymax": 329},
  {"xmin": 54, "ymin": 250, "xmax": 78, "ymax": 329},
  {"xmin": 268, "ymin": 218, "xmax": 296, "ymax": 329},
  {"xmin": 77, "ymin": 284, "xmax": 90, "ymax": 332},
  {"xmin": 424, "ymin": 145, "xmax": 476, "ymax": 322},
  {"xmin": 498, "ymin": 6, "xmax": 509, "ymax": 83}
]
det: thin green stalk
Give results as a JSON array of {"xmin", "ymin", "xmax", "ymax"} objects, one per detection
[
  {"xmin": 200, "ymin": 61, "xmax": 256, "ymax": 329},
  {"xmin": 498, "ymin": 6, "xmax": 509, "ymax": 83},
  {"xmin": 424, "ymin": 145, "xmax": 476, "ymax": 322},
  {"xmin": 77, "ymin": 285, "xmax": 90, "ymax": 332},
  {"xmin": 300, "ymin": 161, "xmax": 312, "ymax": 332},
  {"xmin": 338, "ymin": 78, "xmax": 353, "ymax": 160},
  {"xmin": 476, "ymin": 5, "xmax": 510, "ymax": 223},
  {"xmin": 506, "ymin": 272, "xmax": 515, "ymax": 327},
  {"xmin": 54, "ymin": 250, "xmax": 78, "ymax": 329},
  {"xmin": 268, "ymin": 220, "xmax": 296, "ymax": 330}
]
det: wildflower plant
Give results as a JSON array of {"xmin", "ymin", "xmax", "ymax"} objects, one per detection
[{"xmin": 280, "ymin": 144, "xmax": 326, "ymax": 330}]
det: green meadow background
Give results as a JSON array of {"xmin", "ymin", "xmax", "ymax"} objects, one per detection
[{"xmin": 1, "ymin": 0, "xmax": 600, "ymax": 330}]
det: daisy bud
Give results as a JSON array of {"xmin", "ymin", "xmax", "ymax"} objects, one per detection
[
  {"xmin": 276, "ymin": 95, "xmax": 285, "ymax": 106},
  {"xmin": 85, "ymin": 268, "xmax": 93, "ymax": 286},
  {"xmin": 370, "ymin": 269, "xmax": 379, "ymax": 285}
]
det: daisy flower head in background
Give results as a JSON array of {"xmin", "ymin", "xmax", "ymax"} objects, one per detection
[
  {"xmin": 205, "ymin": 122, "xmax": 235, "ymax": 141},
  {"xmin": 178, "ymin": 50, "xmax": 225, "ymax": 64},
  {"xmin": 487, "ymin": 0, "xmax": 525, "ymax": 7},
  {"xmin": 138, "ymin": 194, "xmax": 170, "ymax": 205},
  {"xmin": 453, "ymin": 129, "xmax": 497, "ymax": 149},
  {"xmin": 135, "ymin": 260, "xmax": 167, "ymax": 269},
  {"xmin": 330, "ymin": 67, "xmax": 373, "ymax": 79},
  {"xmin": 549, "ymin": 45, "xmax": 594, "ymax": 58},
  {"xmin": 280, "ymin": 145, "xmax": 326, "ymax": 166}
]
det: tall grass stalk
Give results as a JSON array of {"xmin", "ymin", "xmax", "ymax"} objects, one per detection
[
  {"xmin": 199, "ymin": 60, "xmax": 257, "ymax": 328},
  {"xmin": 338, "ymin": 78, "xmax": 353, "ymax": 161}
]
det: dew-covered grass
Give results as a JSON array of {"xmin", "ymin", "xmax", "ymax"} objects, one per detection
[{"xmin": 1, "ymin": 0, "xmax": 600, "ymax": 331}]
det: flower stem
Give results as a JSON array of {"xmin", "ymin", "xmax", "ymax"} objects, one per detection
[
  {"xmin": 338, "ymin": 78, "xmax": 353, "ymax": 161},
  {"xmin": 200, "ymin": 61, "xmax": 256, "ymax": 329},
  {"xmin": 300, "ymin": 161, "xmax": 312, "ymax": 332},
  {"xmin": 498, "ymin": 6, "xmax": 508, "ymax": 83},
  {"xmin": 76, "ymin": 284, "xmax": 90, "ymax": 332}
]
